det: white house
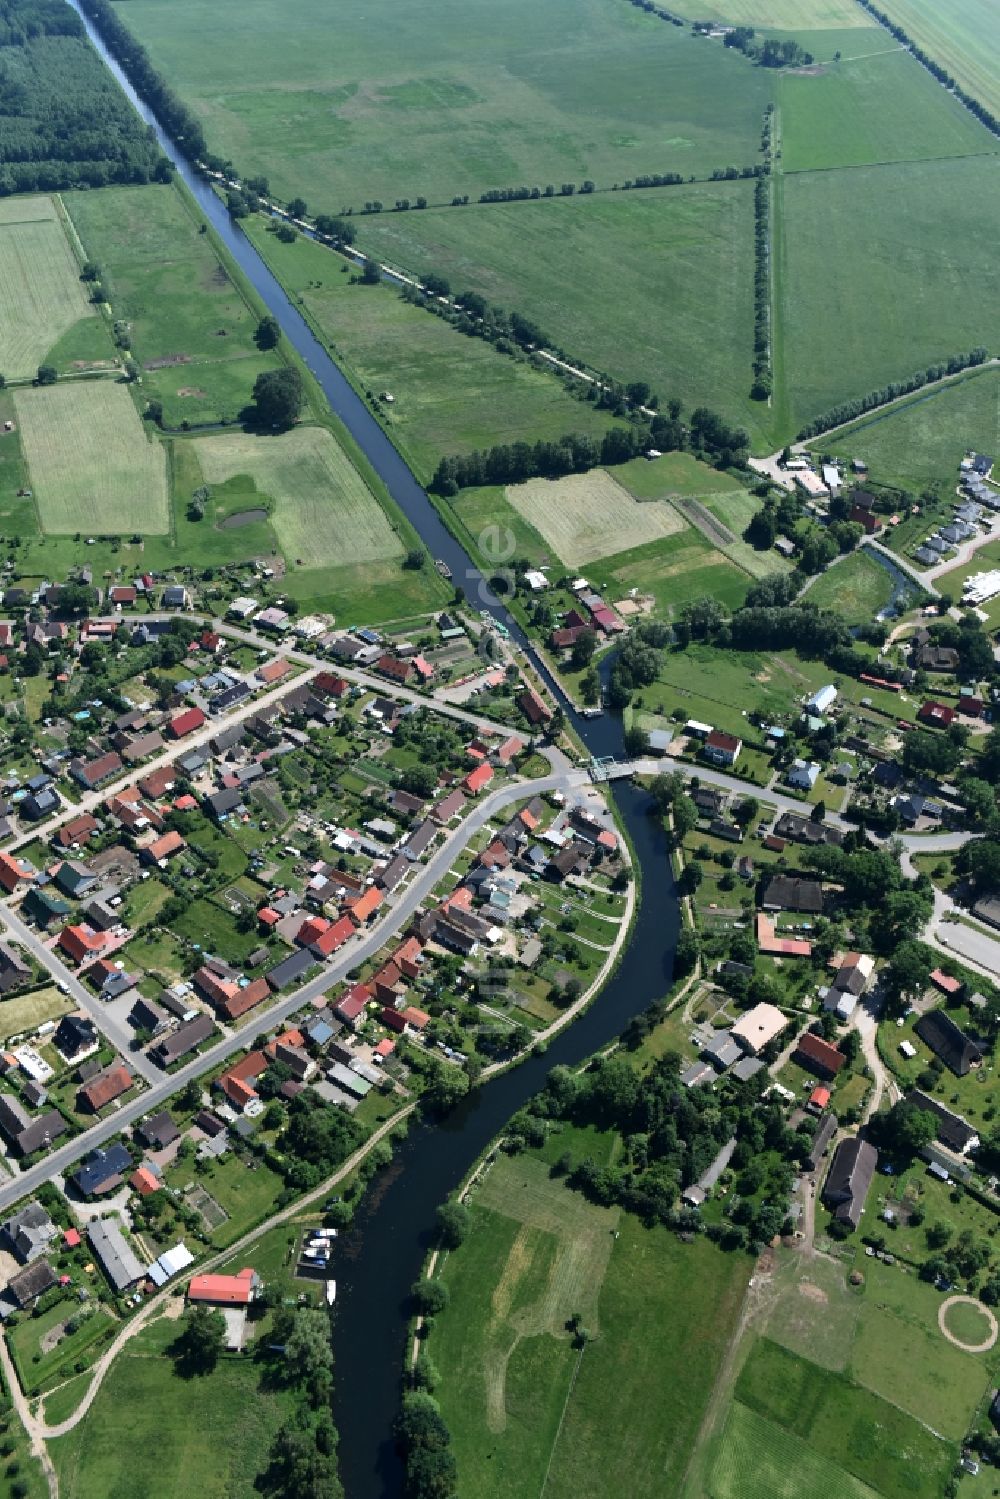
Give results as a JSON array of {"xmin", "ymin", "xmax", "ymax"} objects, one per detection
[
  {"xmin": 787, "ymin": 759, "xmax": 821, "ymax": 791},
  {"xmin": 805, "ymin": 684, "xmax": 837, "ymax": 716},
  {"xmin": 524, "ymin": 570, "xmax": 549, "ymax": 592}
]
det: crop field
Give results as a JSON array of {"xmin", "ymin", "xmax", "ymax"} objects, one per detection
[
  {"xmin": 14, "ymin": 382, "xmax": 169, "ymax": 535},
  {"xmin": 878, "ymin": 0, "xmax": 1000, "ymax": 119},
  {"xmin": 112, "ymin": 0, "xmax": 771, "ymax": 206},
  {"xmin": 809, "ymin": 368, "xmax": 1000, "ymax": 491},
  {"xmin": 194, "ymin": 427, "xmax": 404, "ymax": 567},
  {"xmin": 0, "ymin": 195, "xmax": 98, "ymax": 380},
  {"xmin": 505, "ymin": 470, "xmax": 684, "ymax": 567},
  {"xmin": 804, "ymin": 550, "xmax": 894, "ymax": 624},
  {"xmin": 241, "ymin": 217, "xmax": 617, "ymax": 484},
  {"xmin": 778, "ymin": 46, "xmax": 993, "ymax": 173},
  {"xmin": 356, "ymin": 184, "xmax": 765, "ymax": 443},
  {"xmin": 735, "ymin": 1337, "xmax": 955, "ymax": 1499},
  {"xmin": 777, "ymin": 155, "xmax": 1000, "ymax": 440},
  {"xmin": 708, "ymin": 1403, "xmax": 880, "ymax": 1499},
  {"xmin": 664, "ymin": 0, "xmax": 874, "ymax": 26},
  {"xmin": 65, "ymin": 184, "xmax": 283, "ymax": 426}
]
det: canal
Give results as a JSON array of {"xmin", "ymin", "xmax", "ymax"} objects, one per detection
[{"xmin": 65, "ymin": 8, "xmax": 681, "ymax": 1490}]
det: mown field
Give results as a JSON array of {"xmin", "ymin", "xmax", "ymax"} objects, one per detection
[
  {"xmin": 111, "ymin": 0, "xmax": 771, "ymax": 205},
  {"xmin": 194, "ymin": 426, "xmax": 404, "ymax": 567},
  {"xmin": 664, "ymin": 0, "xmax": 874, "ymax": 26},
  {"xmin": 505, "ymin": 470, "xmax": 684, "ymax": 568},
  {"xmin": 808, "ymin": 367, "xmax": 1000, "ymax": 491},
  {"xmin": 432, "ymin": 1150, "xmax": 749, "ymax": 1499},
  {"xmin": 778, "ymin": 45, "xmax": 993, "ymax": 173},
  {"xmin": 877, "ymin": 0, "xmax": 1000, "ymax": 119},
  {"xmin": 804, "ymin": 549, "xmax": 894, "ymax": 624},
  {"xmin": 354, "ymin": 184, "xmax": 765, "ymax": 444},
  {"xmin": 241, "ymin": 217, "xmax": 618, "ymax": 484},
  {"xmin": 777, "ymin": 155, "xmax": 1000, "ymax": 440},
  {"xmin": 0, "ymin": 196, "xmax": 103, "ymax": 381},
  {"xmin": 50, "ymin": 1318, "xmax": 290, "ymax": 1499},
  {"xmin": 14, "ymin": 381, "xmax": 169, "ymax": 534},
  {"xmin": 65, "ymin": 183, "xmax": 283, "ymax": 426},
  {"xmin": 708, "ymin": 1402, "xmax": 881, "ymax": 1499}
]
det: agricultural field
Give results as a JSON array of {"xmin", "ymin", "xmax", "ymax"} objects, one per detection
[
  {"xmin": 432, "ymin": 1151, "xmax": 749, "ymax": 1499},
  {"xmin": 505, "ymin": 470, "xmax": 684, "ymax": 568},
  {"xmin": 194, "ymin": 426, "xmax": 403, "ymax": 566},
  {"xmin": 110, "ymin": 0, "xmax": 771, "ymax": 205},
  {"xmin": 352, "ymin": 183, "xmax": 767, "ymax": 446},
  {"xmin": 65, "ymin": 183, "xmax": 284, "ymax": 426},
  {"xmin": 707, "ymin": 1403, "xmax": 881, "ymax": 1499},
  {"xmin": 50, "ymin": 1318, "xmax": 291, "ymax": 1499},
  {"xmin": 241, "ymin": 216, "xmax": 619, "ymax": 484},
  {"xmin": 664, "ymin": 0, "xmax": 874, "ymax": 26},
  {"xmin": 13, "ymin": 381, "xmax": 169, "ymax": 535},
  {"xmin": 878, "ymin": 0, "xmax": 1000, "ymax": 119},
  {"xmin": 0, "ymin": 196, "xmax": 105, "ymax": 381},
  {"xmin": 778, "ymin": 45, "xmax": 993, "ymax": 173},
  {"xmin": 776, "ymin": 155, "xmax": 1000, "ymax": 440},
  {"xmin": 804, "ymin": 550, "xmax": 894, "ymax": 625},
  {"xmin": 808, "ymin": 367, "xmax": 1000, "ymax": 493}
]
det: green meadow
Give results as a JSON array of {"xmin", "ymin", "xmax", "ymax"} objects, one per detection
[{"xmin": 878, "ymin": 0, "xmax": 1000, "ymax": 119}]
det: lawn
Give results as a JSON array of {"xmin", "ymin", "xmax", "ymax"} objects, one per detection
[
  {"xmin": 64, "ymin": 182, "xmax": 284, "ymax": 425},
  {"xmin": 241, "ymin": 218, "xmax": 619, "ymax": 485},
  {"xmin": 805, "ymin": 550, "xmax": 894, "ymax": 625},
  {"xmin": 778, "ymin": 45, "xmax": 993, "ymax": 174},
  {"xmin": 735, "ymin": 1336, "xmax": 956, "ymax": 1499},
  {"xmin": 9, "ymin": 1301, "xmax": 117, "ymax": 1396},
  {"xmin": 808, "ymin": 367, "xmax": 1000, "ymax": 492},
  {"xmin": 877, "ymin": 0, "xmax": 1000, "ymax": 119},
  {"xmin": 50, "ymin": 1317, "xmax": 291, "ymax": 1499},
  {"xmin": 776, "ymin": 155, "xmax": 1000, "ymax": 441},
  {"xmin": 708, "ymin": 1402, "xmax": 880, "ymax": 1499},
  {"xmin": 505, "ymin": 470, "xmax": 685, "ymax": 568},
  {"xmin": 194, "ymin": 426, "xmax": 404, "ymax": 567},
  {"xmin": 0, "ymin": 985, "xmax": 73, "ymax": 1042},
  {"xmin": 849, "ymin": 1305, "xmax": 988, "ymax": 1439},
  {"xmin": 763, "ymin": 1254, "xmax": 863, "ymax": 1373},
  {"xmin": 352, "ymin": 183, "xmax": 767, "ymax": 446},
  {"xmin": 0, "ymin": 195, "xmax": 101, "ymax": 381},
  {"xmin": 13, "ymin": 381, "xmax": 169, "ymax": 535},
  {"xmin": 111, "ymin": 0, "xmax": 771, "ymax": 204}
]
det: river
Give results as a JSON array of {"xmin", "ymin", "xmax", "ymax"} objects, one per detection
[{"xmin": 64, "ymin": 8, "xmax": 681, "ymax": 1490}]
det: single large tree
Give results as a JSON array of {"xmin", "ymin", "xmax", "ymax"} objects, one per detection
[{"xmin": 252, "ymin": 366, "xmax": 304, "ymax": 427}]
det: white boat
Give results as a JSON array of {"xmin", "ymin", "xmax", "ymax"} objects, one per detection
[{"xmin": 325, "ymin": 1280, "xmax": 337, "ymax": 1305}]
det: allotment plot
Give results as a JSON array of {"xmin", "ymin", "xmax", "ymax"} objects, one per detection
[
  {"xmin": 505, "ymin": 470, "xmax": 684, "ymax": 568},
  {"xmin": 194, "ymin": 427, "xmax": 404, "ymax": 567},
  {"xmin": 13, "ymin": 382, "xmax": 169, "ymax": 535},
  {"xmin": 0, "ymin": 196, "xmax": 96, "ymax": 381}
]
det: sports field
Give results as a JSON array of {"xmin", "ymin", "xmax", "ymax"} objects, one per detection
[
  {"xmin": 355, "ymin": 183, "xmax": 765, "ymax": 444},
  {"xmin": 808, "ymin": 367, "xmax": 1000, "ymax": 491},
  {"xmin": 778, "ymin": 46, "xmax": 992, "ymax": 173},
  {"xmin": 241, "ymin": 216, "xmax": 618, "ymax": 484},
  {"xmin": 13, "ymin": 382, "xmax": 169, "ymax": 535},
  {"xmin": 193, "ymin": 427, "xmax": 404, "ymax": 567},
  {"xmin": 505, "ymin": 470, "xmax": 684, "ymax": 568},
  {"xmin": 878, "ymin": 0, "xmax": 1000, "ymax": 118},
  {"xmin": 110, "ymin": 0, "xmax": 770, "ymax": 205},
  {"xmin": 432, "ymin": 1151, "xmax": 749, "ymax": 1499},
  {"xmin": 0, "ymin": 196, "xmax": 97, "ymax": 381},
  {"xmin": 777, "ymin": 155, "xmax": 1000, "ymax": 439}
]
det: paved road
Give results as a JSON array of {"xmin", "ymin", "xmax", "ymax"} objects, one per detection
[{"xmin": 0, "ymin": 763, "xmax": 586, "ymax": 1215}]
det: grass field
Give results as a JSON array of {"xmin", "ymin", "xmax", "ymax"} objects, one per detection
[
  {"xmin": 65, "ymin": 183, "xmax": 284, "ymax": 426},
  {"xmin": 805, "ymin": 550, "xmax": 894, "ymax": 624},
  {"xmin": 777, "ymin": 155, "xmax": 1000, "ymax": 440},
  {"xmin": 194, "ymin": 426, "xmax": 404, "ymax": 567},
  {"xmin": 664, "ymin": 0, "xmax": 874, "ymax": 26},
  {"xmin": 0, "ymin": 195, "xmax": 102, "ymax": 381},
  {"xmin": 878, "ymin": 0, "xmax": 1000, "ymax": 119},
  {"xmin": 943, "ymin": 1299, "xmax": 996, "ymax": 1348},
  {"xmin": 708, "ymin": 1402, "xmax": 880, "ymax": 1499},
  {"xmin": 51, "ymin": 1317, "xmax": 290, "ymax": 1498},
  {"xmin": 505, "ymin": 470, "xmax": 684, "ymax": 568},
  {"xmin": 112, "ymin": 0, "xmax": 771, "ymax": 205},
  {"xmin": 14, "ymin": 382, "xmax": 169, "ymax": 535},
  {"xmin": 778, "ymin": 45, "xmax": 993, "ymax": 173},
  {"xmin": 698, "ymin": 490, "xmax": 792, "ymax": 577},
  {"xmin": 434, "ymin": 1152, "xmax": 749, "ymax": 1499},
  {"xmin": 808, "ymin": 367, "xmax": 1000, "ymax": 491},
  {"xmin": 0, "ymin": 985, "xmax": 72, "ymax": 1042},
  {"xmin": 735, "ymin": 1337, "xmax": 956, "ymax": 1499},
  {"xmin": 352, "ymin": 183, "xmax": 767, "ymax": 444},
  {"xmin": 850, "ymin": 1305, "xmax": 987, "ymax": 1439},
  {"xmin": 242, "ymin": 209, "xmax": 622, "ymax": 486}
]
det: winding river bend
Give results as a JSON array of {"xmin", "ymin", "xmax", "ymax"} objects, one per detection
[{"xmin": 65, "ymin": 7, "xmax": 681, "ymax": 1490}]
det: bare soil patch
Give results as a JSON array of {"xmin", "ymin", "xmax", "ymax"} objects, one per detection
[{"xmin": 144, "ymin": 353, "xmax": 191, "ymax": 370}]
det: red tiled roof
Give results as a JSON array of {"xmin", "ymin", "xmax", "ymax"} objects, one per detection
[
  {"xmin": 218, "ymin": 976, "xmax": 271, "ymax": 1021},
  {"xmin": 131, "ymin": 1165, "xmax": 160, "ymax": 1196},
  {"xmin": 188, "ymin": 1268, "xmax": 257, "ymax": 1306},
  {"xmin": 296, "ymin": 915, "xmax": 331, "ymax": 947},
  {"xmin": 931, "ymin": 968, "xmax": 962, "ymax": 996},
  {"xmin": 794, "ymin": 1031, "xmax": 846, "ymax": 1076},
  {"xmin": 146, "ymin": 829, "xmax": 185, "ymax": 861},
  {"xmin": 79, "ymin": 1060, "xmax": 132, "ymax": 1111},
  {"xmin": 463, "ymin": 763, "xmax": 494, "ymax": 794},
  {"xmin": 58, "ymin": 924, "xmax": 106, "ymax": 963},
  {"xmin": 917, "ymin": 700, "xmax": 955, "ymax": 728},
  {"xmin": 169, "ymin": 707, "xmax": 206, "ymax": 739},
  {"xmin": 312, "ymin": 915, "xmax": 355, "ymax": 955},
  {"xmin": 347, "ymin": 886, "xmax": 383, "ymax": 924}
]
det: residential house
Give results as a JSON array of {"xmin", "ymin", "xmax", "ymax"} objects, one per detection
[
  {"xmin": 909, "ymin": 1091, "xmax": 979, "ymax": 1155},
  {"xmin": 78, "ymin": 1060, "xmax": 133, "ymax": 1113},
  {"xmin": 150, "ymin": 1014, "xmax": 216, "ymax": 1069},
  {"xmin": 915, "ymin": 1010, "xmax": 983, "ymax": 1077},
  {"xmin": 87, "ymin": 1217, "xmax": 146, "ymax": 1293},
  {"xmin": 793, "ymin": 1031, "xmax": 846, "ymax": 1079},
  {"xmin": 760, "ymin": 875, "xmax": 823, "ymax": 914},
  {"xmin": 823, "ymin": 1137, "xmax": 877, "ymax": 1229},
  {"xmin": 0, "ymin": 1202, "xmax": 58, "ymax": 1264},
  {"xmin": 71, "ymin": 1143, "xmax": 132, "ymax": 1197},
  {"xmin": 703, "ymin": 730, "xmax": 741, "ymax": 767},
  {"xmin": 787, "ymin": 759, "xmax": 821, "ymax": 791}
]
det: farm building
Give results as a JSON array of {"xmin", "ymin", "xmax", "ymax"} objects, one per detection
[{"xmin": 823, "ymin": 1137, "xmax": 877, "ymax": 1230}]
